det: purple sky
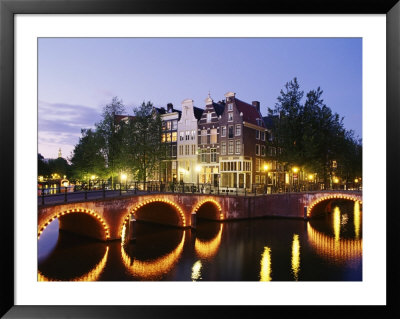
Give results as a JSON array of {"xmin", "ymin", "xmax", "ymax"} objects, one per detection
[{"xmin": 38, "ymin": 38, "xmax": 362, "ymax": 160}]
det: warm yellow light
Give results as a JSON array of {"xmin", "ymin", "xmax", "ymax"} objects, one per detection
[
  {"xmin": 195, "ymin": 165, "xmax": 201, "ymax": 172},
  {"xmin": 38, "ymin": 176, "xmax": 44, "ymax": 182},
  {"xmin": 263, "ymin": 164, "xmax": 269, "ymax": 171},
  {"xmin": 63, "ymin": 181, "xmax": 68, "ymax": 187},
  {"xmin": 333, "ymin": 177, "xmax": 339, "ymax": 184},
  {"xmin": 354, "ymin": 178, "xmax": 359, "ymax": 183},
  {"xmin": 292, "ymin": 167, "xmax": 299, "ymax": 173},
  {"xmin": 121, "ymin": 173, "xmax": 127, "ymax": 181},
  {"xmin": 308, "ymin": 174, "xmax": 314, "ymax": 181},
  {"xmin": 91, "ymin": 175, "xmax": 96, "ymax": 180}
]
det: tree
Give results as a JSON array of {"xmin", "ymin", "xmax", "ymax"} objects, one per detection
[
  {"xmin": 69, "ymin": 128, "xmax": 106, "ymax": 180},
  {"xmin": 95, "ymin": 96, "xmax": 126, "ymax": 187},
  {"xmin": 269, "ymin": 78, "xmax": 362, "ymax": 188},
  {"xmin": 124, "ymin": 101, "xmax": 164, "ymax": 183},
  {"xmin": 38, "ymin": 153, "xmax": 50, "ymax": 177}
]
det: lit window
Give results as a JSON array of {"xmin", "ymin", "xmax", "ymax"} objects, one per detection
[
  {"xmin": 221, "ymin": 126, "xmax": 226, "ymax": 137},
  {"xmin": 256, "ymin": 159, "xmax": 260, "ymax": 172},
  {"xmin": 210, "ymin": 128, "xmax": 217, "ymax": 144},
  {"xmin": 201, "ymin": 130, "xmax": 207, "ymax": 144},
  {"xmin": 228, "ymin": 141, "xmax": 234, "ymax": 154},
  {"xmin": 255, "ymin": 175, "xmax": 260, "ymax": 183},
  {"xmin": 235, "ymin": 140, "xmax": 241, "ymax": 154},
  {"xmin": 235, "ymin": 124, "xmax": 241, "ymax": 136},
  {"xmin": 171, "ymin": 132, "xmax": 177, "ymax": 142},
  {"xmin": 211, "ymin": 149, "xmax": 217, "ymax": 162}
]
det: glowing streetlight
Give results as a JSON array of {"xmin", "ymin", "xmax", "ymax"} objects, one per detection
[
  {"xmin": 292, "ymin": 167, "xmax": 299, "ymax": 173},
  {"xmin": 263, "ymin": 164, "xmax": 269, "ymax": 172},
  {"xmin": 354, "ymin": 178, "xmax": 359, "ymax": 183},
  {"xmin": 195, "ymin": 165, "xmax": 201, "ymax": 191},
  {"xmin": 91, "ymin": 175, "xmax": 96, "ymax": 180},
  {"xmin": 308, "ymin": 174, "xmax": 314, "ymax": 181},
  {"xmin": 121, "ymin": 173, "xmax": 127, "ymax": 191},
  {"xmin": 333, "ymin": 177, "xmax": 339, "ymax": 184}
]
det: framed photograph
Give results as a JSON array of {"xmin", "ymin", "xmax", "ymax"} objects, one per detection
[{"xmin": 1, "ymin": 0, "xmax": 399, "ymax": 317}]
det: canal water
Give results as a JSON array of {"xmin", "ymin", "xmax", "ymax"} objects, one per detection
[{"xmin": 38, "ymin": 201, "xmax": 362, "ymax": 281}]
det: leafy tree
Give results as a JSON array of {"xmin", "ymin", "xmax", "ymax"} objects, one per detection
[
  {"xmin": 124, "ymin": 101, "xmax": 164, "ymax": 183},
  {"xmin": 95, "ymin": 96, "xmax": 126, "ymax": 187},
  {"xmin": 69, "ymin": 128, "xmax": 106, "ymax": 180},
  {"xmin": 38, "ymin": 153, "xmax": 50, "ymax": 177},
  {"xmin": 269, "ymin": 78, "xmax": 362, "ymax": 187},
  {"xmin": 47, "ymin": 157, "xmax": 71, "ymax": 178}
]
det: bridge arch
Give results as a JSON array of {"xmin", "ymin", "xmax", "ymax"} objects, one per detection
[
  {"xmin": 120, "ymin": 198, "xmax": 187, "ymax": 235},
  {"xmin": 192, "ymin": 198, "xmax": 223, "ymax": 221},
  {"xmin": 307, "ymin": 194, "xmax": 362, "ymax": 218},
  {"xmin": 37, "ymin": 207, "xmax": 110, "ymax": 241}
]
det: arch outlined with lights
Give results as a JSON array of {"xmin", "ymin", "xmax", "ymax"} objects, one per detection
[
  {"xmin": 37, "ymin": 208, "xmax": 110, "ymax": 240},
  {"xmin": 120, "ymin": 198, "xmax": 187, "ymax": 236},
  {"xmin": 192, "ymin": 198, "xmax": 224, "ymax": 220},
  {"xmin": 307, "ymin": 194, "xmax": 362, "ymax": 217}
]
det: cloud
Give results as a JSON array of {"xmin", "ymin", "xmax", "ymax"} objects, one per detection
[{"xmin": 38, "ymin": 101, "xmax": 102, "ymax": 158}]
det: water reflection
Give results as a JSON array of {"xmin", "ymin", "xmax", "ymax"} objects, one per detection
[
  {"xmin": 354, "ymin": 201, "xmax": 361, "ymax": 240},
  {"xmin": 191, "ymin": 260, "xmax": 203, "ymax": 281},
  {"xmin": 195, "ymin": 223, "xmax": 223, "ymax": 259},
  {"xmin": 307, "ymin": 223, "xmax": 362, "ymax": 265},
  {"xmin": 38, "ymin": 230, "xmax": 109, "ymax": 281},
  {"xmin": 291, "ymin": 234, "xmax": 300, "ymax": 281},
  {"xmin": 121, "ymin": 223, "xmax": 186, "ymax": 280},
  {"xmin": 333, "ymin": 206, "xmax": 341, "ymax": 241},
  {"xmin": 259, "ymin": 246, "xmax": 272, "ymax": 282}
]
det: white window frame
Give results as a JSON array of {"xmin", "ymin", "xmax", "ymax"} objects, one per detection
[
  {"xmin": 228, "ymin": 112, "xmax": 233, "ymax": 122},
  {"xmin": 235, "ymin": 124, "xmax": 241, "ymax": 136},
  {"xmin": 221, "ymin": 126, "xmax": 226, "ymax": 137}
]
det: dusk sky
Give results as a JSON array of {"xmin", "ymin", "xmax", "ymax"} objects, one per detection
[{"xmin": 38, "ymin": 37, "xmax": 362, "ymax": 160}]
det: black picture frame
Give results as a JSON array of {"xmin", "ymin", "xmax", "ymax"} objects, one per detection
[{"xmin": 1, "ymin": 0, "xmax": 399, "ymax": 318}]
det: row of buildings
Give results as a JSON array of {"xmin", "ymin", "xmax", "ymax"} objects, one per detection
[{"xmin": 152, "ymin": 92, "xmax": 284, "ymax": 192}]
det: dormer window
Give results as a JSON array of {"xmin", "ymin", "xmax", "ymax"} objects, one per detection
[{"xmin": 228, "ymin": 103, "xmax": 233, "ymax": 111}]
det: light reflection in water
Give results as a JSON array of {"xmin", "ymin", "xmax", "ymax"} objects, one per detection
[
  {"xmin": 354, "ymin": 201, "xmax": 361, "ymax": 240},
  {"xmin": 191, "ymin": 260, "xmax": 202, "ymax": 281},
  {"xmin": 195, "ymin": 224, "xmax": 223, "ymax": 259},
  {"xmin": 291, "ymin": 234, "xmax": 300, "ymax": 281},
  {"xmin": 307, "ymin": 223, "xmax": 362, "ymax": 264},
  {"xmin": 121, "ymin": 231, "xmax": 186, "ymax": 279},
  {"xmin": 333, "ymin": 206, "xmax": 341, "ymax": 241},
  {"xmin": 38, "ymin": 246, "xmax": 109, "ymax": 281},
  {"xmin": 260, "ymin": 246, "xmax": 272, "ymax": 282}
]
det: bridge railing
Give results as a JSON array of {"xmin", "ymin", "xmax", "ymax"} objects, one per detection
[{"xmin": 37, "ymin": 180, "xmax": 362, "ymax": 205}]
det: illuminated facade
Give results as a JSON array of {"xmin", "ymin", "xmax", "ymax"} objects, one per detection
[{"xmin": 177, "ymin": 99, "xmax": 203, "ymax": 184}]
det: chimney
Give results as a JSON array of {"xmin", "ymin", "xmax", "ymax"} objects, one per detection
[
  {"xmin": 167, "ymin": 103, "xmax": 173, "ymax": 113},
  {"xmin": 252, "ymin": 101, "xmax": 260, "ymax": 112}
]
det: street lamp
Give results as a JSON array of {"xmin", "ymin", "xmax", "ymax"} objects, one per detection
[
  {"xmin": 263, "ymin": 164, "xmax": 269, "ymax": 193},
  {"xmin": 333, "ymin": 176, "xmax": 339, "ymax": 189}
]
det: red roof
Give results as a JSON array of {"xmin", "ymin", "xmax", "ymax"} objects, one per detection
[
  {"xmin": 114, "ymin": 114, "xmax": 134, "ymax": 124},
  {"xmin": 234, "ymin": 98, "xmax": 264, "ymax": 127}
]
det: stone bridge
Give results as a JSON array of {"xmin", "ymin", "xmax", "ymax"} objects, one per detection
[{"xmin": 37, "ymin": 191, "xmax": 362, "ymax": 241}]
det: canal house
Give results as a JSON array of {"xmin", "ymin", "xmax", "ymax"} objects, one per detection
[
  {"xmin": 197, "ymin": 94, "xmax": 225, "ymax": 186},
  {"xmin": 218, "ymin": 92, "xmax": 267, "ymax": 193},
  {"xmin": 177, "ymin": 99, "xmax": 203, "ymax": 184}
]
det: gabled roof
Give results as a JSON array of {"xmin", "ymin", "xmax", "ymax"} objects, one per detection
[
  {"xmin": 193, "ymin": 106, "xmax": 204, "ymax": 121},
  {"xmin": 234, "ymin": 98, "xmax": 264, "ymax": 127},
  {"xmin": 212, "ymin": 101, "xmax": 225, "ymax": 116},
  {"xmin": 263, "ymin": 115, "xmax": 278, "ymax": 130}
]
